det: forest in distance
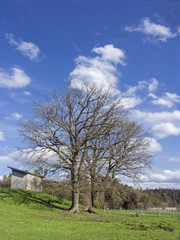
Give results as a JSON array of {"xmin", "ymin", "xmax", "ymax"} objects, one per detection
[{"xmin": 1, "ymin": 174, "xmax": 179, "ymax": 210}]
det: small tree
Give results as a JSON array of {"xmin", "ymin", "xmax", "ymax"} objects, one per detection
[{"xmin": 85, "ymin": 118, "xmax": 151, "ymax": 207}]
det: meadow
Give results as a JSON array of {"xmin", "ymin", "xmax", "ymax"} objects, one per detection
[{"xmin": 0, "ymin": 188, "xmax": 179, "ymax": 240}]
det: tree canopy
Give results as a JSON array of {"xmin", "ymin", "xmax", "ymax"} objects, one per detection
[{"xmin": 20, "ymin": 85, "xmax": 151, "ymax": 212}]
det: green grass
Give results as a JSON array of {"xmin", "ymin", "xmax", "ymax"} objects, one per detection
[{"xmin": 0, "ymin": 188, "xmax": 179, "ymax": 240}]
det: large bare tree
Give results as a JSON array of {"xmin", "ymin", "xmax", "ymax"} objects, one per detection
[{"xmin": 20, "ymin": 85, "xmax": 151, "ymax": 212}]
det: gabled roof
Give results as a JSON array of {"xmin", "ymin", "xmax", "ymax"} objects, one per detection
[{"xmin": 7, "ymin": 166, "xmax": 44, "ymax": 178}]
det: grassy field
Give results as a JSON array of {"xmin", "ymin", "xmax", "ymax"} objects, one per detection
[{"xmin": 0, "ymin": 188, "xmax": 179, "ymax": 240}]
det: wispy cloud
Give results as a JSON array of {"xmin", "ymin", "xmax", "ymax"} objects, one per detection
[
  {"xmin": 121, "ymin": 97, "xmax": 142, "ymax": 109},
  {"xmin": 153, "ymin": 122, "xmax": 180, "ymax": 139},
  {"xmin": 177, "ymin": 26, "xmax": 180, "ymax": 35},
  {"xmin": 70, "ymin": 44, "xmax": 126, "ymax": 90},
  {"xmin": 125, "ymin": 17, "xmax": 177, "ymax": 43},
  {"xmin": 0, "ymin": 67, "xmax": 31, "ymax": 89},
  {"xmin": 5, "ymin": 112, "xmax": 23, "ymax": 121},
  {"xmin": 0, "ymin": 131, "xmax": 5, "ymax": 141},
  {"xmin": 24, "ymin": 91, "xmax": 31, "ymax": 96},
  {"xmin": 120, "ymin": 78, "xmax": 159, "ymax": 109},
  {"xmin": 149, "ymin": 92, "xmax": 180, "ymax": 108},
  {"xmin": 0, "ymin": 155, "xmax": 22, "ymax": 167},
  {"xmin": 148, "ymin": 78, "xmax": 158, "ymax": 92},
  {"xmin": 169, "ymin": 157, "xmax": 180, "ymax": 163},
  {"xmin": 5, "ymin": 33, "xmax": 40, "ymax": 61}
]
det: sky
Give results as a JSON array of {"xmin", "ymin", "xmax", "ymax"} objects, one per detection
[{"xmin": 0, "ymin": 0, "xmax": 180, "ymax": 189}]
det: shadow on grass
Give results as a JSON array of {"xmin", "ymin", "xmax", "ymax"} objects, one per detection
[{"xmin": 0, "ymin": 187, "xmax": 70, "ymax": 210}]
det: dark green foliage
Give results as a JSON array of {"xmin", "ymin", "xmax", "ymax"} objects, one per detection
[
  {"xmin": 41, "ymin": 178, "xmax": 180, "ymax": 209},
  {"xmin": 143, "ymin": 189, "xmax": 180, "ymax": 208}
]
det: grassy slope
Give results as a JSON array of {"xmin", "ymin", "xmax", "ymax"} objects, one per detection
[{"xmin": 0, "ymin": 188, "xmax": 179, "ymax": 240}]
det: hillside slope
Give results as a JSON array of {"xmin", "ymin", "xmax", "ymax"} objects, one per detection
[{"xmin": 0, "ymin": 187, "xmax": 71, "ymax": 209}]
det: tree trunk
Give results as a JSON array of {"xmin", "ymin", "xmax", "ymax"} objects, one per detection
[
  {"xmin": 90, "ymin": 174, "xmax": 96, "ymax": 208},
  {"xmin": 91, "ymin": 189, "xmax": 95, "ymax": 208},
  {"xmin": 71, "ymin": 188, "xmax": 79, "ymax": 212},
  {"xmin": 70, "ymin": 163, "xmax": 80, "ymax": 213}
]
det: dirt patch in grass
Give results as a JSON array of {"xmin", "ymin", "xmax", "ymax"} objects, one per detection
[
  {"xmin": 125, "ymin": 222, "xmax": 174, "ymax": 232},
  {"xmin": 156, "ymin": 224, "xmax": 174, "ymax": 232}
]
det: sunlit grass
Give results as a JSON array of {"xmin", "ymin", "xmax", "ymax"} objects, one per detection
[{"xmin": 0, "ymin": 188, "xmax": 179, "ymax": 240}]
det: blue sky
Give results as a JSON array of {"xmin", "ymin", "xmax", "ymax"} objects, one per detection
[{"xmin": 0, "ymin": 0, "xmax": 180, "ymax": 188}]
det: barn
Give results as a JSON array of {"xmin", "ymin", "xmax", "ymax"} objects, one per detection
[{"xmin": 8, "ymin": 166, "xmax": 44, "ymax": 192}]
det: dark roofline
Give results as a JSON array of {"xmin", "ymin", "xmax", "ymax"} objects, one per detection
[{"xmin": 7, "ymin": 166, "xmax": 44, "ymax": 178}]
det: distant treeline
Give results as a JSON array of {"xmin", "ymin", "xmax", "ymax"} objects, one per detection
[
  {"xmin": 1, "ymin": 174, "xmax": 179, "ymax": 209},
  {"xmin": 42, "ymin": 177, "xmax": 180, "ymax": 210}
]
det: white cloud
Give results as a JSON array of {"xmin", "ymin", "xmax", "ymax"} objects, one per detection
[
  {"xmin": 24, "ymin": 91, "xmax": 31, "ymax": 96},
  {"xmin": 121, "ymin": 81, "xmax": 148, "ymax": 109},
  {"xmin": 0, "ymin": 67, "xmax": 31, "ymax": 89},
  {"xmin": 151, "ymin": 98, "xmax": 173, "ymax": 108},
  {"xmin": 153, "ymin": 122, "xmax": 180, "ymax": 139},
  {"xmin": 148, "ymin": 93, "xmax": 157, "ymax": 99},
  {"xmin": 125, "ymin": 17, "xmax": 177, "ymax": 42},
  {"xmin": 133, "ymin": 110, "xmax": 180, "ymax": 124},
  {"xmin": 70, "ymin": 44, "xmax": 126, "ymax": 90},
  {"xmin": 169, "ymin": 157, "xmax": 180, "ymax": 163},
  {"xmin": 0, "ymin": 155, "xmax": 22, "ymax": 167},
  {"xmin": 122, "ymin": 78, "xmax": 158, "ymax": 109},
  {"xmin": 125, "ymin": 81, "xmax": 147, "ymax": 95},
  {"xmin": 92, "ymin": 44, "xmax": 126, "ymax": 65},
  {"xmin": 150, "ymin": 92, "xmax": 180, "ymax": 108},
  {"xmin": 5, "ymin": 33, "xmax": 40, "ymax": 61},
  {"xmin": 144, "ymin": 137, "xmax": 162, "ymax": 153},
  {"xmin": 148, "ymin": 78, "xmax": 158, "ymax": 92},
  {"xmin": 0, "ymin": 131, "xmax": 5, "ymax": 141},
  {"xmin": 177, "ymin": 26, "xmax": 180, "ymax": 35},
  {"xmin": 5, "ymin": 112, "xmax": 23, "ymax": 121},
  {"xmin": 121, "ymin": 97, "xmax": 142, "ymax": 109},
  {"xmin": 143, "ymin": 170, "xmax": 180, "ymax": 183}
]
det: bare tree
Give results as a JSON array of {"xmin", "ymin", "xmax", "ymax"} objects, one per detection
[
  {"xmin": 20, "ymin": 86, "xmax": 123, "ymax": 212},
  {"xmin": 19, "ymin": 85, "xmax": 151, "ymax": 212},
  {"xmin": 85, "ymin": 117, "xmax": 152, "ymax": 208}
]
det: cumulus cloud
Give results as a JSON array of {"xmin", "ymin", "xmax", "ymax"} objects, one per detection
[
  {"xmin": 133, "ymin": 110, "xmax": 180, "ymax": 124},
  {"xmin": 5, "ymin": 112, "xmax": 23, "ymax": 121},
  {"xmin": 125, "ymin": 17, "xmax": 177, "ymax": 42},
  {"xmin": 0, "ymin": 131, "xmax": 5, "ymax": 141},
  {"xmin": 149, "ymin": 92, "xmax": 180, "ymax": 108},
  {"xmin": 70, "ymin": 44, "xmax": 126, "ymax": 90},
  {"xmin": 0, "ymin": 67, "xmax": 31, "ymax": 89},
  {"xmin": 5, "ymin": 33, "xmax": 40, "ymax": 61},
  {"xmin": 153, "ymin": 122, "xmax": 180, "ymax": 139},
  {"xmin": 144, "ymin": 137, "xmax": 162, "ymax": 153},
  {"xmin": 143, "ymin": 170, "xmax": 180, "ymax": 183},
  {"xmin": 92, "ymin": 44, "xmax": 126, "ymax": 65}
]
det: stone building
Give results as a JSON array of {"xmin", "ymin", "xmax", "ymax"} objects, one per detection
[{"xmin": 8, "ymin": 166, "xmax": 44, "ymax": 192}]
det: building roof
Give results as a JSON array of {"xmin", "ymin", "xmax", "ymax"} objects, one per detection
[{"xmin": 7, "ymin": 166, "xmax": 44, "ymax": 178}]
